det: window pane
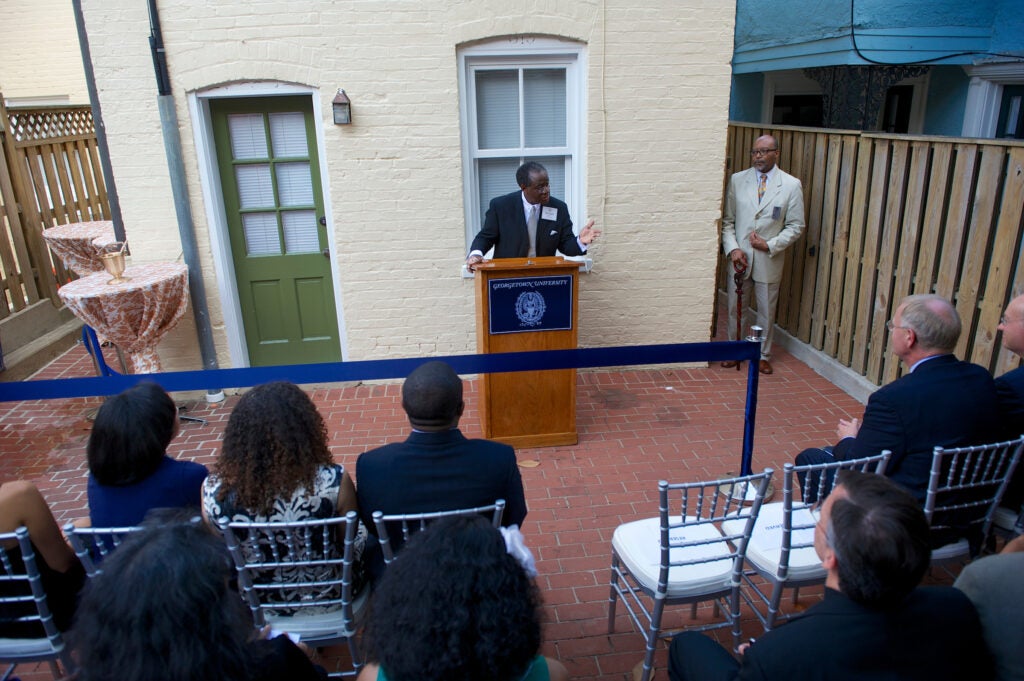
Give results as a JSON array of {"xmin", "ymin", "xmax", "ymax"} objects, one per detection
[
  {"xmin": 533, "ymin": 156, "xmax": 566, "ymax": 202},
  {"xmin": 276, "ymin": 162, "xmax": 313, "ymax": 207},
  {"xmin": 477, "ymin": 158, "xmax": 521, "ymax": 228},
  {"xmin": 524, "ymin": 69, "xmax": 566, "ymax": 147},
  {"xmin": 228, "ymin": 114, "xmax": 268, "ymax": 159},
  {"xmin": 269, "ymin": 112, "xmax": 308, "ymax": 157},
  {"xmin": 1004, "ymin": 96, "xmax": 1021, "ymax": 137},
  {"xmin": 242, "ymin": 213, "xmax": 281, "ymax": 255},
  {"xmin": 282, "ymin": 211, "xmax": 320, "ymax": 253},
  {"xmin": 476, "ymin": 70, "xmax": 519, "ymax": 149},
  {"xmin": 236, "ymin": 165, "xmax": 274, "ymax": 209}
]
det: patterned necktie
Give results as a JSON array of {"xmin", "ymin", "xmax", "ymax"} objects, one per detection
[
  {"xmin": 758, "ymin": 173, "xmax": 767, "ymax": 203},
  {"xmin": 527, "ymin": 204, "xmax": 538, "ymax": 257}
]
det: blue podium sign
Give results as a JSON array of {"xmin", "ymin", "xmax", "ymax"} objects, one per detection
[{"xmin": 487, "ymin": 275, "xmax": 574, "ymax": 335}]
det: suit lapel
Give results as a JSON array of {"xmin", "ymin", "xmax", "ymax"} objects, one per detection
[
  {"xmin": 760, "ymin": 173, "xmax": 781, "ymax": 207},
  {"xmin": 747, "ymin": 170, "xmax": 761, "ymax": 209},
  {"xmin": 511, "ymin": 193, "xmax": 530, "ymax": 247}
]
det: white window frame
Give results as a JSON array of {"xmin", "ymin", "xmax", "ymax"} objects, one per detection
[
  {"xmin": 962, "ymin": 63, "xmax": 1024, "ymax": 138},
  {"xmin": 457, "ymin": 36, "xmax": 587, "ymax": 254}
]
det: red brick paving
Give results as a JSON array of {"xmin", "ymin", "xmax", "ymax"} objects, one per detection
[{"xmin": 1, "ymin": 334, "xmax": 873, "ymax": 680}]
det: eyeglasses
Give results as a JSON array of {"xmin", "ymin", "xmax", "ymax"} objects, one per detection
[
  {"xmin": 885, "ymin": 320, "xmax": 911, "ymax": 332},
  {"xmin": 1000, "ymin": 315, "xmax": 1024, "ymax": 325},
  {"xmin": 750, "ymin": 148, "xmax": 777, "ymax": 157}
]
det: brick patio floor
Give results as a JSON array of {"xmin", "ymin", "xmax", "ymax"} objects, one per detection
[{"xmin": 1, "ymin": 334, "xmax": 882, "ymax": 680}]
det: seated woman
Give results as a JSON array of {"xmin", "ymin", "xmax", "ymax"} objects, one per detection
[
  {"xmin": 69, "ymin": 518, "xmax": 326, "ymax": 681},
  {"xmin": 358, "ymin": 515, "xmax": 569, "ymax": 681},
  {"xmin": 87, "ymin": 382, "xmax": 208, "ymax": 526},
  {"xmin": 0, "ymin": 481, "xmax": 85, "ymax": 637},
  {"xmin": 202, "ymin": 381, "xmax": 363, "ymax": 598}
]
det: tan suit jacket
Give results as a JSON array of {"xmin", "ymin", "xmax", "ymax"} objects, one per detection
[{"xmin": 721, "ymin": 167, "xmax": 805, "ymax": 284}]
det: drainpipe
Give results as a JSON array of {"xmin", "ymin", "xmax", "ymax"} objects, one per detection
[
  {"xmin": 71, "ymin": 0, "xmax": 125, "ymax": 241},
  {"xmin": 146, "ymin": 0, "xmax": 223, "ymax": 401}
]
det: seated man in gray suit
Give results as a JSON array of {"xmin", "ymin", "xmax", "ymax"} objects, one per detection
[
  {"xmin": 669, "ymin": 471, "xmax": 991, "ymax": 681},
  {"xmin": 954, "ymin": 534, "xmax": 1024, "ymax": 681}
]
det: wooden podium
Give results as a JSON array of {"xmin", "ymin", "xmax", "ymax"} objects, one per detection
[{"xmin": 474, "ymin": 257, "xmax": 582, "ymax": 448}]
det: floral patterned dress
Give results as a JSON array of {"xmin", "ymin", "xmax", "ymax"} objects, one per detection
[{"xmin": 203, "ymin": 464, "xmax": 366, "ymax": 611}]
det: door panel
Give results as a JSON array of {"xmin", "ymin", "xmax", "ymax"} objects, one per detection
[
  {"xmin": 296, "ymin": 277, "xmax": 335, "ymax": 340},
  {"xmin": 211, "ymin": 96, "xmax": 341, "ymax": 366}
]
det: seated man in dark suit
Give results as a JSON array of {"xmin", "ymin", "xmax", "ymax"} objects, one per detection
[
  {"xmin": 995, "ymin": 293, "xmax": 1024, "ymax": 514},
  {"xmin": 356, "ymin": 361, "xmax": 528, "ymax": 575},
  {"xmin": 669, "ymin": 471, "xmax": 992, "ymax": 681},
  {"xmin": 465, "ymin": 161, "xmax": 600, "ymax": 270},
  {"xmin": 796, "ymin": 294, "xmax": 999, "ymax": 502}
]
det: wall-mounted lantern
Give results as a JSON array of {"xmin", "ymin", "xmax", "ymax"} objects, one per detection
[{"xmin": 332, "ymin": 89, "xmax": 352, "ymax": 125}]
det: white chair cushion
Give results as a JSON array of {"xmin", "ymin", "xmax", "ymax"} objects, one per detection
[
  {"xmin": 930, "ymin": 538, "xmax": 970, "ymax": 562},
  {"xmin": 993, "ymin": 506, "xmax": 1018, "ymax": 531},
  {"xmin": 265, "ymin": 587, "xmax": 368, "ymax": 641},
  {"xmin": 723, "ymin": 502, "xmax": 825, "ymax": 581},
  {"xmin": 0, "ymin": 637, "xmax": 59, "ymax": 656},
  {"xmin": 612, "ymin": 517, "xmax": 733, "ymax": 598}
]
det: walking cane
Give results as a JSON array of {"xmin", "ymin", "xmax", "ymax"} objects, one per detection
[{"xmin": 732, "ymin": 260, "xmax": 747, "ymax": 371}]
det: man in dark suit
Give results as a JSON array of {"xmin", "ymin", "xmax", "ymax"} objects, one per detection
[
  {"xmin": 465, "ymin": 161, "xmax": 600, "ymax": 270},
  {"xmin": 795, "ymin": 294, "xmax": 999, "ymax": 502},
  {"xmin": 995, "ymin": 293, "xmax": 1024, "ymax": 511},
  {"xmin": 668, "ymin": 471, "xmax": 992, "ymax": 681},
  {"xmin": 356, "ymin": 361, "xmax": 527, "ymax": 574}
]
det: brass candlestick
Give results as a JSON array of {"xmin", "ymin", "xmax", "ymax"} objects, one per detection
[{"xmin": 99, "ymin": 250, "xmax": 130, "ymax": 285}]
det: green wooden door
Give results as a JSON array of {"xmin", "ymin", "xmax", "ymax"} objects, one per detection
[{"xmin": 211, "ymin": 96, "xmax": 341, "ymax": 366}]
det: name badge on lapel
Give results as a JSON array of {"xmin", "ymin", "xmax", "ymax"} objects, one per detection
[
  {"xmin": 541, "ymin": 206, "xmax": 558, "ymax": 221},
  {"xmin": 772, "ymin": 206, "xmax": 781, "ymax": 220}
]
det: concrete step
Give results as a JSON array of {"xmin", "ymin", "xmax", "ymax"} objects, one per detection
[{"xmin": 0, "ymin": 300, "xmax": 83, "ymax": 382}]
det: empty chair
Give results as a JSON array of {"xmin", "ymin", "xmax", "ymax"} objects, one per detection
[
  {"xmin": 371, "ymin": 499, "xmax": 505, "ymax": 566},
  {"xmin": 63, "ymin": 524, "xmax": 144, "ymax": 578},
  {"xmin": 607, "ymin": 469, "xmax": 774, "ymax": 681},
  {"xmin": 218, "ymin": 512, "xmax": 366, "ymax": 676},
  {"xmin": 724, "ymin": 452, "xmax": 890, "ymax": 632},
  {"xmin": 925, "ymin": 435, "xmax": 1024, "ymax": 565},
  {"xmin": 0, "ymin": 527, "xmax": 76, "ymax": 680}
]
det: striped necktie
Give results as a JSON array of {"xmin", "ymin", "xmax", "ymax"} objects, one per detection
[{"xmin": 758, "ymin": 173, "xmax": 767, "ymax": 203}]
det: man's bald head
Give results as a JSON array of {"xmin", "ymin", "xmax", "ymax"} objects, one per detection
[
  {"xmin": 401, "ymin": 361, "xmax": 465, "ymax": 431},
  {"xmin": 999, "ymin": 293, "xmax": 1024, "ymax": 356}
]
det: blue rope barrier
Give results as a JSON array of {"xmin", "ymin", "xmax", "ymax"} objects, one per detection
[{"xmin": 0, "ymin": 340, "xmax": 763, "ymax": 473}]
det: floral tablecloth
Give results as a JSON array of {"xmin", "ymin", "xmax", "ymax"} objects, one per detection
[
  {"xmin": 57, "ymin": 262, "xmax": 189, "ymax": 374},
  {"xmin": 42, "ymin": 221, "xmax": 118, "ymax": 274}
]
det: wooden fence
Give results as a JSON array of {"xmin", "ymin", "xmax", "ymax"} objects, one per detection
[
  {"xmin": 0, "ymin": 95, "xmax": 109, "ymax": 318},
  {"xmin": 725, "ymin": 122, "xmax": 1024, "ymax": 387}
]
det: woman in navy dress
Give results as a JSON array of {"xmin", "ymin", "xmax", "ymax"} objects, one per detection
[{"xmin": 86, "ymin": 382, "xmax": 208, "ymax": 526}]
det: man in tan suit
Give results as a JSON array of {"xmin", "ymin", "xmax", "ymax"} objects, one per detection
[{"xmin": 721, "ymin": 134, "xmax": 805, "ymax": 375}]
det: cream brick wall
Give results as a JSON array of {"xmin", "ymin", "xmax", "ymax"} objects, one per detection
[
  {"xmin": 80, "ymin": 0, "xmax": 735, "ymax": 371},
  {"xmin": 0, "ymin": 0, "xmax": 89, "ymax": 104}
]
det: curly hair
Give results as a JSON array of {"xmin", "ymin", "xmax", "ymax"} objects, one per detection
[
  {"xmin": 69, "ymin": 519, "xmax": 255, "ymax": 681},
  {"xmin": 216, "ymin": 382, "xmax": 334, "ymax": 515},
  {"xmin": 87, "ymin": 382, "xmax": 178, "ymax": 486},
  {"xmin": 362, "ymin": 515, "xmax": 543, "ymax": 681}
]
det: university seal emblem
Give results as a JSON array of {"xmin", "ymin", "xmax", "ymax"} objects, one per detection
[{"xmin": 515, "ymin": 291, "xmax": 546, "ymax": 327}]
